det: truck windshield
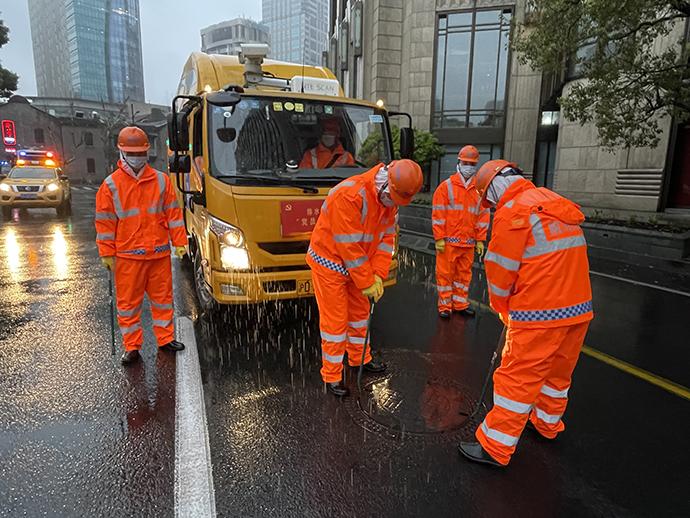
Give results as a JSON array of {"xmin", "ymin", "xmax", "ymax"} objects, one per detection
[
  {"xmin": 9, "ymin": 167, "xmax": 57, "ymax": 179},
  {"xmin": 209, "ymin": 96, "xmax": 391, "ymax": 183}
]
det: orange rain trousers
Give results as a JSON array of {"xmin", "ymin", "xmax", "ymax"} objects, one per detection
[
  {"xmin": 436, "ymin": 246, "xmax": 473, "ymax": 312},
  {"xmin": 476, "ymin": 322, "xmax": 589, "ymax": 465},
  {"xmin": 115, "ymin": 256, "xmax": 175, "ymax": 351},
  {"xmin": 311, "ymin": 261, "xmax": 372, "ymax": 383}
]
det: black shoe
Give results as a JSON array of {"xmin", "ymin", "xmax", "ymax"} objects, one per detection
[
  {"xmin": 525, "ymin": 419, "xmax": 556, "ymax": 441},
  {"xmin": 121, "ymin": 350, "xmax": 141, "ymax": 365},
  {"xmin": 458, "ymin": 441, "xmax": 504, "ymax": 467},
  {"xmin": 326, "ymin": 381, "xmax": 350, "ymax": 397},
  {"xmin": 160, "ymin": 340, "xmax": 185, "ymax": 352},
  {"xmin": 456, "ymin": 307, "xmax": 475, "ymax": 317},
  {"xmin": 439, "ymin": 310, "xmax": 451, "ymax": 319},
  {"xmin": 362, "ymin": 360, "xmax": 387, "ymax": 373}
]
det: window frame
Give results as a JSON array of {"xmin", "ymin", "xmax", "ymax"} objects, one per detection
[{"xmin": 430, "ymin": 7, "xmax": 513, "ymax": 135}]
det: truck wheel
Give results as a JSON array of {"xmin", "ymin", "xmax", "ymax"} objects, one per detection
[
  {"xmin": 193, "ymin": 248, "xmax": 218, "ymax": 315},
  {"xmin": 1, "ymin": 206, "xmax": 11, "ymax": 219}
]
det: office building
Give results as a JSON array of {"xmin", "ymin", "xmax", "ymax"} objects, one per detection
[
  {"xmin": 262, "ymin": 0, "xmax": 329, "ymax": 65},
  {"xmin": 328, "ymin": 0, "xmax": 690, "ymax": 219},
  {"xmin": 28, "ymin": 0, "xmax": 145, "ymax": 103}
]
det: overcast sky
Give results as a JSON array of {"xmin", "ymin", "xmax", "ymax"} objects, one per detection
[{"xmin": 0, "ymin": 1, "xmax": 262, "ymax": 106}]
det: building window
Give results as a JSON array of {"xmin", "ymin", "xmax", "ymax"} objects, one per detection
[
  {"xmin": 433, "ymin": 9, "xmax": 512, "ymax": 129},
  {"xmin": 84, "ymin": 131, "xmax": 94, "ymax": 146},
  {"xmin": 34, "ymin": 128, "xmax": 45, "ymax": 144},
  {"xmin": 87, "ymin": 158, "xmax": 96, "ymax": 174}
]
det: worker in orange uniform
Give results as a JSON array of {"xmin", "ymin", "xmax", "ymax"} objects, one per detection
[
  {"xmin": 308, "ymin": 159, "xmax": 423, "ymax": 397},
  {"xmin": 432, "ymin": 145, "xmax": 489, "ymax": 318},
  {"xmin": 95, "ymin": 127, "xmax": 188, "ymax": 365},
  {"xmin": 300, "ymin": 118, "xmax": 356, "ymax": 169},
  {"xmin": 458, "ymin": 160, "xmax": 594, "ymax": 467}
]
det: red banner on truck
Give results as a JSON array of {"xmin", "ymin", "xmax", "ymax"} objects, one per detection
[{"xmin": 280, "ymin": 200, "xmax": 323, "ymax": 236}]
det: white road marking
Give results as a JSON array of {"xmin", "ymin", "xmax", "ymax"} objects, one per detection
[
  {"xmin": 174, "ymin": 316, "xmax": 216, "ymax": 517},
  {"xmin": 590, "ymin": 270, "xmax": 690, "ymax": 298}
]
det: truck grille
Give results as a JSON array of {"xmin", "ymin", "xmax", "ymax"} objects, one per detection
[
  {"xmin": 16, "ymin": 185, "xmax": 40, "ymax": 192},
  {"xmin": 258, "ymin": 241, "xmax": 310, "ymax": 255}
]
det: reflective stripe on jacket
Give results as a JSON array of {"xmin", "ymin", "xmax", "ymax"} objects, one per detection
[
  {"xmin": 485, "ymin": 178, "xmax": 593, "ymax": 328},
  {"xmin": 432, "ymin": 174, "xmax": 489, "ymax": 246},
  {"xmin": 307, "ymin": 164, "xmax": 397, "ymax": 289},
  {"xmin": 95, "ymin": 162, "xmax": 187, "ymax": 260}
]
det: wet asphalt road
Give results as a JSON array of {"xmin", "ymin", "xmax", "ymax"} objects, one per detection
[{"xmin": 1, "ymin": 188, "xmax": 689, "ymax": 517}]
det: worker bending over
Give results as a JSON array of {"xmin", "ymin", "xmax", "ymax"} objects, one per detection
[
  {"xmin": 459, "ymin": 160, "xmax": 593, "ymax": 467},
  {"xmin": 308, "ymin": 159, "xmax": 423, "ymax": 397}
]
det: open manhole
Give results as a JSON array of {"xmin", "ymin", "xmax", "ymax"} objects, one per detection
[{"xmin": 344, "ymin": 369, "xmax": 483, "ymax": 443}]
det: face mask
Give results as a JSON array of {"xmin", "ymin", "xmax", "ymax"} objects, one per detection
[
  {"xmin": 124, "ymin": 153, "xmax": 148, "ymax": 171},
  {"xmin": 375, "ymin": 166, "xmax": 395, "ymax": 207},
  {"xmin": 457, "ymin": 164, "xmax": 477, "ymax": 180},
  {"xmin": 321, "ymin": 134, "xmax": 336, "ymax": 148},
  {"xmin": 379, "ymin": 188, "xmax": 395, "ymax": 208}
]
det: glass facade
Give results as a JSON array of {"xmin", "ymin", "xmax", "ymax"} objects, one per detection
[
  {"xmin": 262, "ymin": 0, "xmax": 329, "ymax": 66},
  {"xmin": 30, "ymin": 0, "xmax": 144, "ymax": 102},
  {"xmin": 433, "ymin": 9, "xmax": 511, "ymax": 129}
]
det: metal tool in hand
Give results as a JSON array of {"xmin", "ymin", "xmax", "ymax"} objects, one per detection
[
  {"xmin": 461, "ymin": 325, "xmax": 507, "ymax": 420},
  {"xmin": 108, "ymin": 270, "xmax": 116, "ymax": 357},
  {"xmin": 356, "ymin": 299, "xmax": 376, "ymax": 393}
]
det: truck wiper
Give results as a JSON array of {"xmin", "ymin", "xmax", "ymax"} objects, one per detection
[{"xmin": 215, "ymin": 174, "xmax": 319, "ymax": 194}]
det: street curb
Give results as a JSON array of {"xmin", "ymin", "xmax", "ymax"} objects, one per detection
[{"xmin": 174, "ymin": 316, "xmax": 217, "ymax": 518}]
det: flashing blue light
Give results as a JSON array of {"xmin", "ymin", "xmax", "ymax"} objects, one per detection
[{"xmin": 19, "ymin": 151, "xmax": 26, "ymax": 156}]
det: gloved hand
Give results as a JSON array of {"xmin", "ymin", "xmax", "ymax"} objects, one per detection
[
  {"xmin": 475, "ymin": 241, "xmax": 485, "ymax": 258},
  {"xmin": 499, "ymin": 313, "xmax": 508, "ymax": 325},
  {"xmin": 174, "ymin": 246, "xmax": 186, "ymax": 259},
  {"xmin": 362, "ymin": 275, "xmax": 384, "ymax": 303},
  {"xmin": 435, "ymin": 239, "xmax": 446, "ymax": 253},
  {"xmin": 101, "ymin": 256, "xmax": 114, "ymax": 270}
]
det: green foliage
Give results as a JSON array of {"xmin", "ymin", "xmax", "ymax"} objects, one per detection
[
  {"xmin": 359, "ymin": 125, "xmax": 444, "ymax": 172},
  {"xmin": 513, "ymin": 0, "xmax": 690, "ymax": 149},
  {"xmin": 0, "ymin": 17, "xmax": 18, "ymax": 97}
]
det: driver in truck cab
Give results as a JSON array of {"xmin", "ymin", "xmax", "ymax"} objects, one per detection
[{"xmin": 299, "ymin": 118, "xmax": 356, "ymax": 169}]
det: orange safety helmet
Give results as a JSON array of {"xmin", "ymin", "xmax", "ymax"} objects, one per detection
[
  {"xmin": 475, "ymin": 159, "xmax": 519, "ymax": 200},
  {"xmin": 117, "ymin": 126, "xmax": 150, "ymax": 153},
  {"xmin": 387, "ymin": 159, "xmax": 423, "ymax": 206},
  {"xmin": 458, "ymin": 145, "xmax": 480, "ymax": 164}
]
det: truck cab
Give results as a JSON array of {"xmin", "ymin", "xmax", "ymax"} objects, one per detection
[{"xmin": 169, "ymin": 45, "xmax": 413, "ymax": 309}]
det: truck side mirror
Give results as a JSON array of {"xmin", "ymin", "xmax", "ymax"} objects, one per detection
[
  {"xmin": 167, "ymin": 112, "xmax": 190, "ymax": 152},
  {"xmin": 399, "ymin": 127, "xmax": 415, "ymax": 159},
  {"xmin": 169, "ymin": 154, "xmax": 191, "ymax": 173}
]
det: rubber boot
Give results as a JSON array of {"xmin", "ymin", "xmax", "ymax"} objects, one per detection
[
  {"xmin": 326, "ymin": 381, "xmax": 350, "ymax": 397},
  {"xmin": 160, "ymin": 340, "xmax": 185, "ymax": 352},
  {"xmin": 458, "ymin": 441, "xmax": 503, "ymax": 467},
  {"xmin": 121, "ymin": 349, "xmax": 140, "ymax": 365}
]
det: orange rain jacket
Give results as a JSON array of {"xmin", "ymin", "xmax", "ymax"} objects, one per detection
[
  {"xmin": 95, "ymin": 162, "xmax": 187, "ymax": 260},
  {"xmin": 485, "ymin": 178, "xmax": 593, "ymax": 328},
  {"xmin": 307, "ymin": 164, "xmax": 397, "ymax": 290},
  {"xmin": 432, "ymin": 175, "xmax": 490, "ymax": 246},
  {"xmin": 299, "ymin": 142, "xmax": 356, "ymax": 169}
]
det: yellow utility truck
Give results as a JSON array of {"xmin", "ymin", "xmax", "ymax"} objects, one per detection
[{"xmin": 168, "ymin": 44, "xmax": 414, "ymax": 310}]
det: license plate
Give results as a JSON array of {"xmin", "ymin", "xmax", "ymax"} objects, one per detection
[
  {"xmin": 296, "ymin": 279, "xmax": 313, "ymax": 296},
  {"xmin": 19, "ymin": 193, "xmax": 37, "ymax": 199}
]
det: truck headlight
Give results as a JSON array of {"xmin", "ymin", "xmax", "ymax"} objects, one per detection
[
  {"xmin": 208, "ymin": 215, "xmax": 250, "ymax": 270},
  {"xmin": 220, "ymin": 245, "xmax": 250, "ymax": 270},
  {"xmin": 0, "ymin": 183, "xmax": 10, "ymax": 192},
  {"xmin": 209, "ymin": 215, "xmax": 245, "ymax": 247},
  {"xmin": 46, "ymin": 182, "xmax": 60, "ymax": 192}
]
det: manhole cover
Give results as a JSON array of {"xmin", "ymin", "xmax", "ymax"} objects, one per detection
[{"xmin": 344, "ymin": 368, "xmax": 483, "ymax": 443}]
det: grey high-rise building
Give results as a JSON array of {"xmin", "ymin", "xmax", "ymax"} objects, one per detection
[
  {"xmin": 28, "ymin": 0, "xmax": 145, "ymax": 103},
  {"xmin": 201, "ymin": 18, "xmax": 270, "ymax": 56},
  {"xmin": 262, "ymin": 0, "xmax": 329, "ymax": 65}
]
